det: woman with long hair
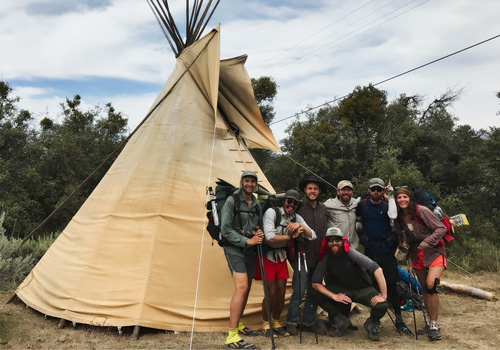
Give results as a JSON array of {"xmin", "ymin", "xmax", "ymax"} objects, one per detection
[{"xmin": 393, "ymin": 187, "xmax": 447, "ymax": 341}]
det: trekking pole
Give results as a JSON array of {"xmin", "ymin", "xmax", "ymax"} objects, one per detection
[
  {"xmin": 407, "ymin": 259, "xmax": 426, "ymax": 340},
  {"xmin": 410, "ymin": 260, "xmax": 427, "ymax": 325},
  {"xmin": 386, "ymin": 309, "xmax": 401, "ymax": 335},
  {"xmin": 301, "ymin": 247, "xmax": 318, "ymax": 344},
  {"xmin": 406, "ymin": 259, "xmax": 418, "ymax": 340},
  {"xmin": 255, "ymin": 227, "xmax": 276, "ymax": 350},
  {"xmin": 297, "ymin": 241, "xmax": 303, "ymax": 344}
]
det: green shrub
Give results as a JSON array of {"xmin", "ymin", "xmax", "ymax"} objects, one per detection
[
  {"xmin": 19, "ymin": 231, "xmax": 59, "ymax": 262},
  {"xmin": 0, "ymin": 212, "xmax": 35, "ymax": 290}
]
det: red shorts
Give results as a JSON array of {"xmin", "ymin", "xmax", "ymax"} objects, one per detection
[
  {"xmin": 413, "ymin": 251, "xmax": 447, "ymax": 270},
  {"xmin": 254, "ymin": 255, "xmax": 289, "ymax": 281}
]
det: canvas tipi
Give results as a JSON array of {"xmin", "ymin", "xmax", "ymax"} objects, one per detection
[{"xmin": 15, "ymin": 2, "xmax": 280, "ymax": 332}]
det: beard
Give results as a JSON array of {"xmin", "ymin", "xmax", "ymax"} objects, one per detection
[{"xmin": 330, "ymin": 244, "xmax": 343, "ymax": 256}]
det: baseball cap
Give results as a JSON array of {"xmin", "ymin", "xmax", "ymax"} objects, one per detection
[
  {"xmin": 368, "ymin": 178, "xmax": 385, "ymax": 188},
  {"xmin": 326, "ymin": 227, "xmax": 343, "ymax": 237},
  {"xmin": 284, "ymin": 189, "xmax": 300, "ymax": 202},
  {"xmin": 337, "ymin": 180, "xmax": 353, "ymax": 190},
  {"xmin": 241, "ymin": 171, "xmax": 258, "ymax": 180}
]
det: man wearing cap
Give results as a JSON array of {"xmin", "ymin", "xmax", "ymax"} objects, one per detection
[
  {"xmin": 259, "ymin": 189, "xmax": 316, "ymax": 337},
  {"xmin": 220, "ymin": 171, "xmax": 264, "ymax": 349},
  {"xmin": 310, "ymin": 227, "xmax": 388, "ymax": 341},
  {"xmin": 286, "ymin": 177, "xmax": 328, "ymax": 335},
  {"xmin": 355, "ymin": 178, "xmax": 410, "ymax": 334},
  {"xmin": 324, "ymin": 180, "xmax": 360, "ymax": 249}
]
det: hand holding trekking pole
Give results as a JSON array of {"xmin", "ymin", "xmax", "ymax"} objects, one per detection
[
  {"xmin": 246, "ymin": 229, "xmax": 263, "ymax": 245},
  {"xmin": 285, "ymin": 222, "xmax": 303, "ymax": 239}
]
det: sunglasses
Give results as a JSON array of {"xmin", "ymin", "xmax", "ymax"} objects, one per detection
[
  {"xmin": 285, "ymin": 198, "xmax": 299, "ymax": 206},
  {"xmin": 327, "ymin": 236, "xmax": 343, "ymax": 242},
  {"xmin": 370, "ymin": 187, "xmax": 384, "ymax": 193}
]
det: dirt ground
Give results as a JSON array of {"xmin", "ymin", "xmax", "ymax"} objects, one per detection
[{"xmin": 1, "ymin": 270, "xmax": 499, "ymax": 350}]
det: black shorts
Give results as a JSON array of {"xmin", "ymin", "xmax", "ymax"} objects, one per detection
[{"xmin": 225, "ymin": 252, "xmax": 255, "ymax": 280}]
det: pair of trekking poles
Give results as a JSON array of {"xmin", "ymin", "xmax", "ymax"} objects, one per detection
[
  {"xmin": 255, "ymin": 229, "xmax": 318, "ymax": 349},
  {"xmin": 387, "ymin": 257, "xmax": 427, "ymax": 339},
  {"xmin": 406, "ymin": 259, "xmax": 427, "ymax": 340}
]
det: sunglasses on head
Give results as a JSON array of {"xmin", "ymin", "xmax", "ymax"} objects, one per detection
[
  {"xmin": 285, "ymin": 198, "xmax": 298, "ymax": 206},
  {"xmin": 370, "ymin": 187, "xmax": 384, "ymax": 192},
  {"xmin": 327, "ymin": 236, "xmax": 343, "ymax": 242}
]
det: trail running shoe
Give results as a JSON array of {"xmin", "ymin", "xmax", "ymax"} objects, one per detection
[
  {"xmin": 225, "ymin": 339, "xmax": 256, "ymax": 349},
  {"xmin": 261, "ymin": 328, "xmax": 277, "ymax": 338},
  {"xmin": 428, "ymin": 321, "xmax": 442, "ymax": 341},
  {"xmin": 238, "ymin": 327, "xmax": 259, "ymax": 336},
  {"xmin": 274, "ymin": 327, "xmax": 290, "ymax": 337}
]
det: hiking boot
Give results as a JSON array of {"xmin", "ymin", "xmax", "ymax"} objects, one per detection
[
  {"xmin": 347, "ymin": 322, "xmax": 359, "ymax": 331},
  {"xmin": 315, "ymin": 319, "xmax": 328, "ymax": 335},
  {"xmin": 225, "ymin": 339, "xmax": 257, "ymax": 349},
  {"xmin": 238, "ymin": 327, "xmax": 259, "ymax": 337},
  {"xmin": 328, "ymin": 314, "xmax": 350, "ymax": 337},
  {"xmin": 428, "ymin": 321, "xmax": 442, "ymax": 341},
  {"xmin": 260, "ymin": 328, "xmax": 277, "ymax": 338},
  {"xmin": 274, "ymin": 327, "xmax": 290, "ymax": 337},
  {"xmin": 286, "ymin": 324, "xmax": 299, "ymax": 336},
  {"xmin": 395, "ymin": 314, "xmax": 412, "ymax": 335},
  {"xmin": 364, "ymin": 318, "xmax": 380, "ymax": 341}
]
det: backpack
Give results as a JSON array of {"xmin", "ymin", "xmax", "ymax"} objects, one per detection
[
  {"xmin": 411, "ymin": 187, "xmax": 455, "ymax": 246},
  {"xmin": 413, "ymin": 204, "xmax": 454, "ymax": 246},
  {"xmin": 259, "ymin": 193, "xmax": 297, "ymax": 256},
  {"xmin": 205, "ymin": 179, "xmax": 258, "ymax": 247}
]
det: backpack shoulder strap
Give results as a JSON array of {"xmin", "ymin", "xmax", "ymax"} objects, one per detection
[
  {"xmin": 360, "ymin": 197, "xmax": 369, "ymax": 222},
  {"xmin": 414, "ymin": 204, "xmax": 425, "ymax": 226},
  {"xmin": 273, "ymin": 207, "xmax": 281, "ymax": 229},
  {"xmin": 231, "ymin": 193, "xmax": 240, "ymax": 213}
]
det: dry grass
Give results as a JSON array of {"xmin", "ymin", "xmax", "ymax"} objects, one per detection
[{"xmin": 1, "ymin": 270, "xmax": 499, "ymax": 349}]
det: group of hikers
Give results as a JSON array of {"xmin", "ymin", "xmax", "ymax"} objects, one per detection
[{"xmin": 219, "ymin": 171, "xmax": 447, "ymax": 349}]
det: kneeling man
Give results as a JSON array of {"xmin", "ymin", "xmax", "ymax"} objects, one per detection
[{"xmin": 310, "ymin": 227, "xmax": 388, "ymax": 341}]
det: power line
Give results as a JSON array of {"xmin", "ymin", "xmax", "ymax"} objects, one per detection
[
  {"xmin": 258, "ymin": 0, "xmax": 425, "ymax": 77},
  {"xmin": 269, "ymin": 33, "xmax": 500, "ymax": 126},
  {"xmin": 256, "ymin": 0, "xmax": 377, "ymax": 75}
]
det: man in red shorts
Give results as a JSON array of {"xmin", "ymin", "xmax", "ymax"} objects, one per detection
[{"xmin": 258, "ymin": 189, "xmax": 316, "ymax": 337}]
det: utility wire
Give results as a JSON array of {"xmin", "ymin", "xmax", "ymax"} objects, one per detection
[
  {"xmin": 256, "ymin": 0, "xmax": 377, "ymax": 75},
  {"xmin": 260, "ymin": 0, "xmax": 420, "ymax": 77},
  {"xmin": 269, "ymin": 33, "xmax": 500, "ymax": 126}
]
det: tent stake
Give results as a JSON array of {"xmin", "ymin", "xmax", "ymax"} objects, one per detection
[{"xmin": 132, "ymin": 325, "xmax": 141, "ymax": 340}]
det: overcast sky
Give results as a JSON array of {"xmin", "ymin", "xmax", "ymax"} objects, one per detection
[{"xmin": 1, "ymin": 0, "xmax": 499, "ymax": 144}]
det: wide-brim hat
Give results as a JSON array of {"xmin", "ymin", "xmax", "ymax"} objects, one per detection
[{"xmin": 298, "ymin": 176, "xmax": 327, "ymax": 194}]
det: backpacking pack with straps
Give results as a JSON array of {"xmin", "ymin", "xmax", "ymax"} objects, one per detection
[
  {"xmin": 411, "ymin": 187, "xmax": 469, "ymax": 244},
  {"xmin": 206, "ymin": 179, "xmax": 259, "ymax": 247},
  {"xmin": 413, "ymin": 204, "xmax": 454, "ymax": 246},
  {"xmin": 260, "ymin": 194, "xmax": 297, "ymax": 256}
]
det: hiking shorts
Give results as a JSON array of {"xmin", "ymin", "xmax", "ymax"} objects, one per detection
[
  {"xmin": 225, "ymin": 252, "xmax": 255, "ymax": 280},
  {"xmin": 254, "ymin": 255, "xmax": 289, "ymax": 281},
  {"xmin": 413, "ymin": 251, "xmax": 447, "ymax": 270}
]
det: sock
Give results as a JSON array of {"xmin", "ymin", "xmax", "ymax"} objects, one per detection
[
  {"xmin": 226, "ymin": 328, "xmax": 241, "ymax": 344},
  {"xmin": 262, "ymin": 319, "xmax": 270, "ymax": 330},
  {"xmin": 237, "ymin": 320, "xmax": 245, "ymax": 331},
  {"xmin": 272, "ymin": 318, "xmax": 282, "ymax": 329}
]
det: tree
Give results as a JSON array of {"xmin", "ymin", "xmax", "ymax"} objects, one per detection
[
  {"xmin": 250, "ymin": 76, "xmax": 278, "ymax": 171},
  {"xmin": 0, "ymin": 81, "xmax": 129, "ymax": 237},
  {"xmin": 251, "ymin": 76, "xmax": 277, "ymax": 125}
]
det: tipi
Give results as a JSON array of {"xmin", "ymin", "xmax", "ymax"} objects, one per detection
[{"xmin": 15, "ymin": 1, "xmax": 280, "ymax": 332}]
